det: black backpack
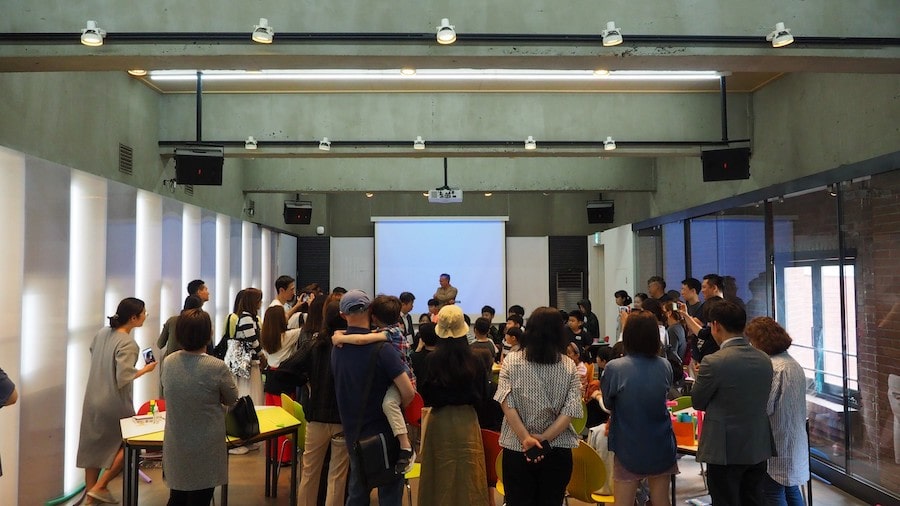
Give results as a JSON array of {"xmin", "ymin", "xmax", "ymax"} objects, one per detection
[{"xmin": 210, "ymin": 313, "xmax": 238, "ymax": 359}]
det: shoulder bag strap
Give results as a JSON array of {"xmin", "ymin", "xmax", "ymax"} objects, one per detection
[{"xmin": 352, "ymin": 342, "xmax": 386, "ymax": 442}]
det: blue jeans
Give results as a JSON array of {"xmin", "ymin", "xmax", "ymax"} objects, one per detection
[
  {"xmin": 761, "ymin": 473, "xmax": 805, "ymax": 506},
  {"xmin": 345, "ymin": 448, "xmax": 404, "ymax": 506}
]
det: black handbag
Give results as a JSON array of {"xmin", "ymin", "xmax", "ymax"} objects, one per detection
[
  {"xmin": 225, "ymin": 395, "xmax": 260, "ymax": 439},
  {"xmin": 350, "ymin": 343, "xmax": 400, "ymax": 489}
]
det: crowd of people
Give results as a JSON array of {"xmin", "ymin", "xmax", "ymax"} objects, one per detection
[{"xmin": 68, "ymin": 271, "xmax": 809, "ymax": 506}]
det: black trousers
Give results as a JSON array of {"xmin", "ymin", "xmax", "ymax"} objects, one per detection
[
  {"xmin": 706, "ymin": 460, "xmax": 767, "ymax": 506},
  {"xmin": 502, "ymin": 446, "xmax": 573, "ymax": 506},
  {"xmin": 167, "ymin": 488, "xmax": 214, "ymax": 506}
]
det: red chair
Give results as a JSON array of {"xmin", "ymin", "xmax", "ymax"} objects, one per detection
[
  {"xmin": 137, "ymin": 399, "xmax": 166, "ymax": 415},
  {"xmin": 404, "ymin": 392, "xmax": 425, "ymax": 427}
]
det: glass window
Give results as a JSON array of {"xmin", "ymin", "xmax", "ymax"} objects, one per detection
[
  {"xmin": 662, "ymin": 221, "xmax": 685, "ymax": 290},
  {"xmin": 841, "ymin": 172, "xmax": 900, "ymax": 497}
]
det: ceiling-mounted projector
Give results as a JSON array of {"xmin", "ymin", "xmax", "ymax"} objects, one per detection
[{"xmin": 428, "ymin": 188, "xmax": 463, "ymax": 203}]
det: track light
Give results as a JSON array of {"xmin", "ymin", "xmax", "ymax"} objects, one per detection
[
  {"xmin": 484, "ymin": 192, "xmax": 493, "ymax": 197},
  {"xmin": 414, "ymin": 136, "xmax": 426, "ymax": 150},
  {"xmin": 436, "ymin": 18, "xmax": 457, "ymax": 45},
  {"xmin": 365, "ymin": 192, "xmax": 375, "ymax": 198},
  {"xmin": 127, "ymin": 69, "xmax": 147, "ymax": 77},
  {"xmin": 81, "ymin": 20, "xmax": 106, "ymax": 47},
  {"xmin": 252, "ymin": 18, "xmax": 275, "ymax": 44},
  {"xmin": 245, "ymin": 200, "xmax": 256, "ymax": 216},
  {"xmin": 828, "ymin": 184, "xmax": 838, "ymax": 197},
  {"xmin": 603, "ymin": 136, "xmax": 616, "ymax": 150},
  {"xmin": 524, "ymin": 136, "xmax": 537, "ymax": 150},
  {"xmin": 245, "ymin": 136, "xmax": 258, "ymax": 150},
  {"xmin": 601, "ymin": 21, "xmax": 623, "ymax": 47},
  {"xmin": 766, "ymin": 22, "xmax": 793, "ymax": 48},
  {"xmin": 319, "ymin": 137, "xmax": 331, "ymax": 151}
]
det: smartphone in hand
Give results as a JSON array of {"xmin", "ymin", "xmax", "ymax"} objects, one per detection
[
  {"xmin": 524, "ymin": 440, "xmax": 549, "ymax": 461},
  {"xmin": 141, "ymin": 347, "xmax": 156, "ymax": 364}
]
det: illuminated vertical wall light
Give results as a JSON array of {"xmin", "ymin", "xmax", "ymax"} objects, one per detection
[
  {"xmin": 135, "ymin": 190, "xmax": 163, "ymax": 404},
  {"xmin": 215, "ymin": 214, "xmax": 231, "ymax": 339},
  {"xmin": 65, "ymin": 172, "xmax": 108, "ymax": 492}
]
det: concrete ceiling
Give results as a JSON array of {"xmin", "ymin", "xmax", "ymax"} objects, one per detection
[{"xmin": 1, "ymin": 1, "xmax": 898, "ymax": 202}]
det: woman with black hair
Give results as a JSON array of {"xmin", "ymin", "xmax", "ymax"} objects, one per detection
[
  {"xmin": 77, "ymin": 297, "xmax": 157, "ymax": 505},
  {"xmin": 601, "ymin": 310, "xmax": 677, "ymax": 506},
  {"xmin": 614, "ymin": 290, "xmax": 633, "ymax": 341},
  {"xmin": 494, "ymin": 307, "xmax": 582, "ymax": 506},
  {"xmin": 294, "ymin": 299, "xmax": 349, "ymax": 506},
  {"xmin": 417, "ymin": 304, "xmax": 491, "ymax": 506}
]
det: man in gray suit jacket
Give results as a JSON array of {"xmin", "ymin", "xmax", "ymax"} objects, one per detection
[{"xmin": 692, "ymin": 300, "xmax": 775, "ymax": 505}]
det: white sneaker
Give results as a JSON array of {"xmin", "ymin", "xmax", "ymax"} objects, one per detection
[
  {"xmin": 228, "ymin": 446, "xmax": 250, "ymax": 455},
  {"xmin": 247, "ymin": 442, "xmax": 261, "ymax": 451}
]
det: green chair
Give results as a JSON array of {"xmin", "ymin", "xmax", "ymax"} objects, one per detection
[
  {"xmin": 672, "ymin": 395, "xmax": 692, "ymax": 412},
  {"xmin": 276, "ymin": 394, "xmax": 308, "ymax": 485},
  {"xmin": 565, "ymin": 440, "xmax": 614, "ymax": 505}
]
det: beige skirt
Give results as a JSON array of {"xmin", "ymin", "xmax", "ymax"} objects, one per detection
[{"xmin": 417, "ymin": 404, "xmax": 490, "ymax": 506}]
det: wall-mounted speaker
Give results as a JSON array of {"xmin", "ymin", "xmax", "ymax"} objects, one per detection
[
  {"xmin": 174, "ymin": 146, "xmax": 224, "ymax": 185},
  {"xmin": 702, "ymin": 147, "xmax": 751, "ymax": 182},
  {"xmin": 587, "ymin": 200, "xmax": 615, "ymax": 224},
  {"xmin": 284, "ymin": 200, "xmax": 312, "ymax": 224}
]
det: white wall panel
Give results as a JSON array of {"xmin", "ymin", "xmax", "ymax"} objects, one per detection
[
  {"xmin": 260, "ymin": 228, "xmax": 272, "ymax": 303},
  {"xmin": 161, "ymin": 199, "xmax": 184, "ymax": 323},
  {"xmin": 214, "ymin": 214, "xmax": 231, "ymax": 340},
  {"xmin": 506, "ymin": 237, "xmax": 550, "ymax": 320},
  {"xmin": 135, "ymin": 190, "xmax": 163, "ymax": 403},
  {"xmin": 277, "ymin": 233, "xmax": 298, "ymax": 281},
  {"xmin": 241, "ymin": 222, "xmax": 254, "ymax": 289},
  {"xmin": 0, "ymin": 148, "xmax": 25, "ymax": 505},
  {"xmin": 20, "ymin": 158, "xmax": 72, "ymax": 503},
  {"xmin": 600, "ymin": 225, "xmax": 636, "ymax": 343},
  {"xmin": 330, "ymin": 237, "xmax": 375, "ymax": 296},
  {"xmin": 65, "ymin": 171, "xmax": 108, "ymax": 491},
  {"xmin": 180, "ymin": 204, "xmax": 201, "ymax": 311}
]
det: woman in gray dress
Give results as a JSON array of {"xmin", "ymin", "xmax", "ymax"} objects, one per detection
[
  {"xmin": 162, "ymin": 308, "xmax": 239, "ymax": 505},
  {"xmin": 77, "ymin": 297, "xmax": 157, "ymax": 505}
]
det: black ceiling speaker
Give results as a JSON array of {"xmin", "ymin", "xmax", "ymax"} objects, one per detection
[
  {"xmin": 174, "ymin": 146, "xmax": 224, "ymax": 185},
  {"xmin": 587, "ymin": 200, "xmax": 615, "ymax": 224},
  {"xmin": 702, "ymin": 147, "xmax": 751, "ymax": 182},
  {"xmin": 284, "ymin": 200, "xmax": 312, "ymax": 224}
]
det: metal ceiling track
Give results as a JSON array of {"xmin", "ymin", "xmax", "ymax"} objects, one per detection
[{"xmin": 2, "ymin": 32, "xmax": 898, "ymax": 48}]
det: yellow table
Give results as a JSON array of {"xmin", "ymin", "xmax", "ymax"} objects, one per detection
[{"xmin": 122, "ymin": 406, "xmax": 301, "ymax": 506}]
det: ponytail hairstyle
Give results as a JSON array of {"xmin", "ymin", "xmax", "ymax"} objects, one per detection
[
  {"xmin": 614, "ymin": 290, "xmax": 633, "ymax": 306},
  {"xmin": 108, "ymin": 297, "xmax": 145, "ymax": 329}
]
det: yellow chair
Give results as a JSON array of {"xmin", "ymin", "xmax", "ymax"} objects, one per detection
[
  {"xmin": 565, "ymin": 441, "xmax": 614, "ymax": 505},
  {"xmin": 571, "ymin": 401, "xmax": 588, "ymax": 435},
  {"xmin": 276, "ymin": 394, "xmax": 308, "ymax": 485},
  {"xmin": 494, "ymin": 451, "xmax": 505, "ymax": 497},
  {"xmin": 404, "ymin": 462, "xmax": 421, "ymax": 506},
  {"xmin": 672, "ymin": 395, "xmax": 692, "ymax": 412}
]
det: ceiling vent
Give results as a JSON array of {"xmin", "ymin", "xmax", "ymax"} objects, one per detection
[{"xmin": 118, "ymin": 143, "xmax": 134, "ymax": 175}]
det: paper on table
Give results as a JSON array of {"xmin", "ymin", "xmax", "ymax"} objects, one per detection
[{"xmin": 120, "ymin": 412, "xmax": 166, "ymax": 439}]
